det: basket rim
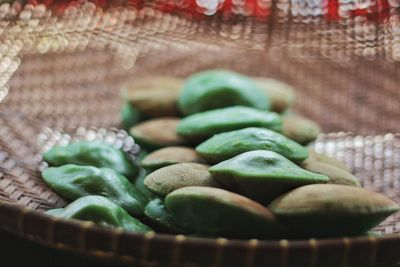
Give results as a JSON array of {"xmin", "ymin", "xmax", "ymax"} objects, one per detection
[{"xmin": 1, "ymin": 200, "xmax": 400, "ymax": 266}]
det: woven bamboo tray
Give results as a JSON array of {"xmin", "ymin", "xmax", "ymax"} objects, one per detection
[{"xmin": 1, "ymin": 1, "xmax": 400, "ymax": 266}]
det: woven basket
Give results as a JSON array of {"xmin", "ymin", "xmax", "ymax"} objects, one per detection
[{"xmin": 1, "ymin": 1, "xmax": 400, "ymax": 266}]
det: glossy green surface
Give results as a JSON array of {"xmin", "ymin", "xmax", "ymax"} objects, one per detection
[
  {"xmin": 43, "ymin": 141, "xmax": 138, "ymax": 180},
  {"xmin": 46, "ymin": 196, "xmax": 152, "ymax": 233},
  {"xmin": 269, "ymin": 184, "xmax": 399, "ymax": 237},
  {"xmin": 196, "ymin": 127, "xmax": 308, "ymax": 163},
  {"xmin": 177, "ymin": 106, "xmax": 282, "ymax": 141},
  {"xmin": 144, "ymin": 163, "xmax": 216, "ymax": 197},
  {"xmin": 121, "ymin": 101, "xmax": 142, "ymax": 130},
  {"xmin": 209, "ymin": 150, "xmax": 328, "ymax": 204},
  {"xmin": 178, "ymin": 70, "xmax": 270, "ymax": 115},
  {"xmin": 166, "ymin": 186, "xmax": 286, "ymax": 239},
  {"xmin": 42, "ymin": 165, "xmax": 146, "ymax": 216},
  {"xmin": 144, "ymin": 198, "xmax": 184, "ymax": 233}
]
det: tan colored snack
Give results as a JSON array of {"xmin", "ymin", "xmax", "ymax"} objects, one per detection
[
  {"xmin": 282, "ymin": 114, "xmax": 321, "ymax": 145},
  {"xmin": 142, "ymin": 146, "xmax": 205, "ymax": 170},
  {"xmin": 269, "ymin": 184, "xmax": 399, "ymax": 237},
  {"xmin": 144, "ymin": 163, "xmax": 217, "ymax": 196},
  {"xmin": 123, "ymin": 76, "xmax": 183, "ymax": 93},
  {"xmin": 122, "ymin": 76, "xmax": 183, "ymax": 118},
  {"xmin": 130, "ymin": 117, "xmax": 187, "ymax": 150},
  {"xmin": 307, "ymin": 148, "xmax": 349, "ymax": 171},
  {"xmin": 253, "ymin": 78, "xmax": 295, "ymax": 113},
  {"xmin": 301, "ymin": 158, "xmax": 360, "ymax": 187}
]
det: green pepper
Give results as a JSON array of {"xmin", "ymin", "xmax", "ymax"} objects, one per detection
[
  {"xmin": 176, "ymin": 106, "xmax": 282, "ymax": 142},
  {"xmin": 121, "ymin": 101, "xmax": 142, "ymax": 130},
  {"xmin": 42, "ymin": 165, "xmax": 146, "ymax": 217},
  {"xmin": 144, "ymin": 198, "xmax": 184, "ymax": 233},
  {"xmin": 178, "ymin": 70, "xmax": 270, "ymax": 115},
  {"xmin": 43, "ymin": 141, "xmax": 138, "ymax": 180},
  {"xmin": 196, "ymin": 127, "xmax": 308, "ymax": 163},
  {"xmin": 47, "ymin": 195, "xmax": 152, "ymax": 233},
  {"xmin": 209, "ymin": 150, "xmax": 329, "ymax": 204}
]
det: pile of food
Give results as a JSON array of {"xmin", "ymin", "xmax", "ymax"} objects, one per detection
[{"xmin": 42, "ymin": 70, "xmax": 399, "ymax": 239}]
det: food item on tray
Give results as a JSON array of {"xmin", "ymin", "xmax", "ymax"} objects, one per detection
[
  {"xmin": 268, "ymin": 184, "xmax": 399, "ymax": 237},
  {"xmin": 125, "ymin": 86, "xmax": 182, "ymax": 118},
  {"xmin": 42, "ymin": 164, "xmax": 146, "ymax": 216},
  {"xmin": 196, "ymin": 127, "xmax": 308, "ymax": 163},
  {"xmin": 253, "ymin": 78, "xmax": 295, "ymax": 113},
  {"xmin": 282, "ymin": 114, "xmax": 321, "ymax": 145},
  {"xmin": 209, "ymin": 150, "xmax": 329, "ymax": 204},
  {"xmin": 130, "ymin": 117, "xmax": 187, "ymax": 150},
  {"xmin": 47, "ymin": 195, "xmax": 152, "ymax": 233},
  {"xmin": 133, "ymin": 169, "xmax": 157, "ymax": 204},
  {"xmin": 144, "ymin": 163, "xmax": 216, "ymax": 196},
  {"xmin": 120, "ymin": 76, "xmax": 182, "ymax": 126},
  {"xmin": 121, "ymin": 101, "xmax": 142, "ymax": 130},
  {"xmin": 178, "ymin": 70, "xmax": 270, "ymax": 115},
  {"xmin": 176, "ymin": 106, "xmax": 282, "ymax": 142},
  {"xmin": 42, "ymin": 140, "xmax": 398, "ymax": 238},
  {"xmin": 301, "ymin": 157, "xmax": 361, "ymax": 187},
  {"xmin": 307, "ymin": 148, "xmax": 349, "ymax": 171},
  {"xmin": 41, "ymin": 70, "xmax": 398, "ymax": 240},
  {"xmin": 165, "ymin": 186, "xmax": 286, "ymax": 238},
  {"xmin": 121, "ymin": 70, "xmax": 322, "ymax": 145},
  {"xmin": 144, "ymin": 198, "xmax": 184, "ymax": 233},
  {"xmin": 142, "ymin": 146, "xmax": 205, "ymax": 171},
  {"xmin": 43, "ymin": 141, "xmax": 138, "ymax": 180}
]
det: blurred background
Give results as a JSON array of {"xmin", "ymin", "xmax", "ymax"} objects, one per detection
[{"xmin": 1, "ymin": 0, "xmax": 400, "ymax": 134}]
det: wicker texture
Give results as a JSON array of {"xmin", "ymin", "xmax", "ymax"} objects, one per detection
[{"xmin": 1, "ymin": 1, "xmax": 400, "ymax": 266}]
